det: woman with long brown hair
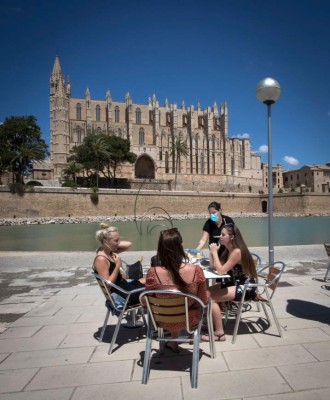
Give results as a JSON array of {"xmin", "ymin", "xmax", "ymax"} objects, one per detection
[
  {"xmin": 203, "ymin": 224, "xmax": 261, "ymax": 342},
  {"xmin": 145, "ymin": 227, "xmax": 208, "ymax": 353}
]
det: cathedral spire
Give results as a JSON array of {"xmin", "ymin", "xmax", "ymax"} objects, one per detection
[
  {"xmin": 50, "ymin": 55, "xmax": 65, "ymax": 96},
  {"xmin": 51, "ymin": 55, "xmax": 62, "ymax": 79}
]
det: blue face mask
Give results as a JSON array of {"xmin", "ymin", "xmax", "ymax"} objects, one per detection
[{"xmin": 210, "ymin": 213, "xmax": 219, "ymax": 222}]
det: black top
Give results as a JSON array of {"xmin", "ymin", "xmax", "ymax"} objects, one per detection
[
  {"xmin": 202, "ymin": 214, "xmax": 234, "ymax": 255},
  {"xmin": 202, "ymin": 214, "xmax": 234, "ymax": 244}
]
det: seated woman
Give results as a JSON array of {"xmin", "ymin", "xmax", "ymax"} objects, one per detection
[
  {"xmin": 93, "ymin": 223, "xmax": 145, "ymax": 308},
  {"xmin": 145, "ymin": 227, "xmax": 208, "ymax": 353},
  {"xmin": 203, "ymin": 224, "xmax": 259, "ymax": 342}
]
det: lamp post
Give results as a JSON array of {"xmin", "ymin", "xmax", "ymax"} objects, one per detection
[{"xmin": 256, "ymin": 78, "xmax": 281, "ymax": 265}]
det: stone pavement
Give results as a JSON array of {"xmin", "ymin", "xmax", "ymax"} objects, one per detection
[{"xmin": 0, "ymin": 245, "xmax": 329, "ymax": 399}]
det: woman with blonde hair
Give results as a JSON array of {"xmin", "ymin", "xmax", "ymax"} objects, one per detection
[
  {"xmin": 93, "ymin": 223, "xmax": 145, "ymax": 307},
  {"xmin": 203, "ymin": 224, "xmax": 261, "ymax": 342}
]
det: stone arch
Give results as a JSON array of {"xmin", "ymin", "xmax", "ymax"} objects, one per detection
[
  {"xmin": 135, "ymin": 154, "xmax": 155, "ymax": 179},
  {"xmin": 262, "ymin": 200, "xmax": 268, "ymax": 213}
]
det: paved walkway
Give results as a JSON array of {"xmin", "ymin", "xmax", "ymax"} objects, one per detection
[{"xmin": 0, "ymin": 245, "xmax": 329, "ymax": 399}]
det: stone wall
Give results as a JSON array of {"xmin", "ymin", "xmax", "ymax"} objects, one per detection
[{"xmin": 0, "ymin": 187, "xmax": 329, "ymax": 219}]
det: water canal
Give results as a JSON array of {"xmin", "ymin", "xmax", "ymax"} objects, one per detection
[{"xmin": 0, "ymin": 216, "xmax": 329, "ymax": 252}]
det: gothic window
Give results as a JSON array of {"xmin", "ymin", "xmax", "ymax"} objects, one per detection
[
  {"xmin": 96, "ymin": 105, "xmax": 101, "ymax": 122},
  {"xmin": 114, "ymin": 106, "xmax": 120, "ymax": 123},
  {"xmin": 77, "ymin": 127, "xmax": 82, "ymax": 143},
  {"xmin": 149, "ymin": 110, "xmax": 154, "ymax": 124},
  {"xmin": 165, "ymin": 151, "xmax": 169, "ymax": 173},
  {"xmin": 136, "ymin": 108, "xmax": 142, "ymax": 124},
  {"xmin": 212, "ymin": 136, "xmax": 216, "ymax": 151},
  {"xmin": 198, "ymin": 116, "xmax": 204, "ymax": 128},
  {"xmin": 183, "ymin": 114, "xmax": 187, "ymax": 127},
  {"xmin": 166, "ymin": 112, "xmax": 171, "ymax": 127},
  {"xmin": 76, "ymin": 103, "xmax": 81, "ymax": 120},
  {"xmin": 201, "ymin": 154, "xmax": 204, "ymax": 174},
  {"xmin": 139, "ymin": 128, "xmax": 145, "ymax": 145}
]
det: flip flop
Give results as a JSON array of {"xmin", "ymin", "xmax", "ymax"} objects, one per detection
[{"xmin": 201, "ymin": 333, "xmax": 226, "ymax": 342}]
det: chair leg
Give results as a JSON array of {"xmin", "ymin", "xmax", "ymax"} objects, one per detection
[
  {"xmin": 191, "ymin": 329, "xmax": 200, "ymax": 389},
  {"xmin": 232, "ymin": 300, "xmax": 244, "ymax": 344},
  {"xmin": 108, "ymin": 309, "xmax": 126, "ymax": 355},
  {"xmin": 141, "ymin": 316, "xmax": 153, "ymax": 384},
  {"xmin": 207, "ymin": 306, "xmax": 216, "ymax": 358},
  {"xmin": 324, "ymin": 260, "xmax": 330, "ymax": 281},
  {"xmin": 139, "ymin": 307, "xmax": 147, "ymax": 326},
  {"xmin": 264, "ymin": 294, "xmax": 282, "ymax": 338},
  {"xmin": 99, "ymin": 308, "xmax": 111, "ymax": 342}
]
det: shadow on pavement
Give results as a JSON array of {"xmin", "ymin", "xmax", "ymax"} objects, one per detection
[{"xmin": 286, "ymin": 299, "xmax": 330, "ymax": 325}]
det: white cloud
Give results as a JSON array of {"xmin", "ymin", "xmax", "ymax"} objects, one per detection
[
  {"xmin": 232, "ymin": 133, "xmax": 250, "ymax": 139},
  {"xmin": 259, "ymin": 145, "xmax": 268, "ymax": 153},
  {"xmin": 283, "ymin": 155, "xmax": 299, "ymax": 166}
]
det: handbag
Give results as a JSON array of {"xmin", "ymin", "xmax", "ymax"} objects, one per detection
[{"xmin": 125, "ymin": 260, "xmax": 143, "ymax": 281}]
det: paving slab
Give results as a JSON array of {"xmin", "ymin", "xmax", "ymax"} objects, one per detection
[
  {"xmin": 25, "ymin": 360, "xmax": 134, "ymax": 391},
  {"xmin": 278, "ymin": 361, "xmax": 330, "ymax": 391},
  {"xmin": 0, "ymin": 387, "xmax": 74, "ymax": 400}
]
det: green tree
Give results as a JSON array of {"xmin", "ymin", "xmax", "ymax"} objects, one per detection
[
  {"xmin": 170, "ymin": 137, "xmax": 188, "ymax": 190},
  {"xmin": 69, "ymin": 134, "xmax": 137, "ymax": 187},
  {"xmin": 0, "ymin": 116, "xmax": 48, "ymax": 183},
  {"xmin": 62, "ymin": 159, "xmax": 83, "ymax": 184}
]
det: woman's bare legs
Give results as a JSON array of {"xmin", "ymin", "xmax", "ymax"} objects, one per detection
[{"xmin": 207, "ymin": 284, "xmax": 236, "ymax": 339}]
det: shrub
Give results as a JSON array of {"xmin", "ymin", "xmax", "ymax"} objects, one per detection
[
  {"xmin": 61, "ymin": 180, "xmax": 78, "ymax": 188},
  {"xmin": 90, "ymin": 187, "xmax": 99, "ymax": 205},
  {"xmin": 8, "ymin": 182, "xmax": 25, "ymax": 196},
  {"xmin": 26, "ymin": 180, "xmax": 43, "ymax": 186}
]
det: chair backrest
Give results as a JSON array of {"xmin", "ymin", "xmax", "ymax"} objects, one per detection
[
  {"xmin": 258, "ymin": 261, "xmax": 286, "ymax": 298},
  {"xmin": 140, "ymin": 289, "xmax": 206, "ymax": 335},
  {"xmin": 250, "ymin": 252, "xmax": 262, "ymax": 272},
  {"xmin": 92, "ymin": 271, "xmax": 124, "ymax": 312},
  {"xmin": 324, "ymin": 243, "xmax": 330, "ymax": 257}
]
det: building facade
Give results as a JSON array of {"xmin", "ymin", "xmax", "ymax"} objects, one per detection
[
  {"xmin": 49, "ymin": 56, "xmax": 263, "ymax": 191},
  {"xmin": 261, "ymin": 163, "xmax": 284, "ymax": 191},
  {"xmin": 283, "ymin": 164, "xmax": 330, "ymax": 193}
]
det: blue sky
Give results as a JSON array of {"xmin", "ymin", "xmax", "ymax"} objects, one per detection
[{"xmin": 0, "ymin": 0, "xmax": 329, "ymax": 170}]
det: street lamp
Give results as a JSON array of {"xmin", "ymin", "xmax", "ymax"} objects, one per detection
[{"xmin": 256, "ymin": 77, "xmax": 281, "ymax": 265}]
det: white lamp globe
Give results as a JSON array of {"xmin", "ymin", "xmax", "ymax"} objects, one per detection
[{"xmin": 256, "ymin": 78, "xmax": 281, "ymax": 105}]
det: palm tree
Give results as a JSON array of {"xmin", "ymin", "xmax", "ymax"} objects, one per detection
[
  {"xmin": 90, "ymin": 135, "xmax": 109, "ymax": 188},
  {"xmin": 170, "ymin": 137, "xmax": 188, "ymax": 190},
  {"xmin": 62, "ymin": 160, "xmax": 82, "ymax": 184},
  {"xmin": 11, "ymin": 141, "xmax": 47, "ymax": 183}
]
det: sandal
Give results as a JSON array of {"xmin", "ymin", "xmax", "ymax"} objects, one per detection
[{"xmin": 201, "ymin": 332, "xmax": 226, "ymax": 342}]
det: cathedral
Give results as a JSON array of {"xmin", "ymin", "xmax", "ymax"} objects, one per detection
[{"xmin": 49, "ymin": 56, "xmax": 263, "ymax": 191}]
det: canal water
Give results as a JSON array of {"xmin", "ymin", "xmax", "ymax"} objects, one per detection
[{"xmin": 0, "ymin": 216, "xmax": 329, "ymax": 252}]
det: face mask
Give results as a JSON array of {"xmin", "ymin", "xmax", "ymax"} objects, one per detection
[{"xmin": 210, "ymin": 213, "xmax": 219, "ymax": 222}]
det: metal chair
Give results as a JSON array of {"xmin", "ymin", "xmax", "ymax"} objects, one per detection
[
  {"xmin": 139, "ymin": 289, "xmax": 215, "ymax": 389},
  {"xmin": 250, "ymin": 252, "xmax": 262, "ymax": 273},
  {"xmin": 323, "ymin": 243, "xmax": 330, "ymax": 281},
  {"xmin": 229, "ymin": 261, "xmax": 286, "ymax": 344},
  {"xmin": 92, "ymin": 272, "xmax": 146, "ymax": 355}
]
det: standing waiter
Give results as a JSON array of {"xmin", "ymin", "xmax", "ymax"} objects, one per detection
[{"xmin": 195, "ymin": 201, "xmax": 234, "ymax": 257}]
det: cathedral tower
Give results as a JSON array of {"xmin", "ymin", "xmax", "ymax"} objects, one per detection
[{"xmin": 50, "ymin": 55, "xmax": 70, "ymax": 179}]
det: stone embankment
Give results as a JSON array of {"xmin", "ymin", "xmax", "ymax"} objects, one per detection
[{"xmin": 0, "ymin": 212, "xmax": 329, "ymax": 226}]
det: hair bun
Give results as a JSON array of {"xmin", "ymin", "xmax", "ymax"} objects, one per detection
[{"xmin": 100, "ymin": 223, "xmax": 109, "ymax": 229}]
